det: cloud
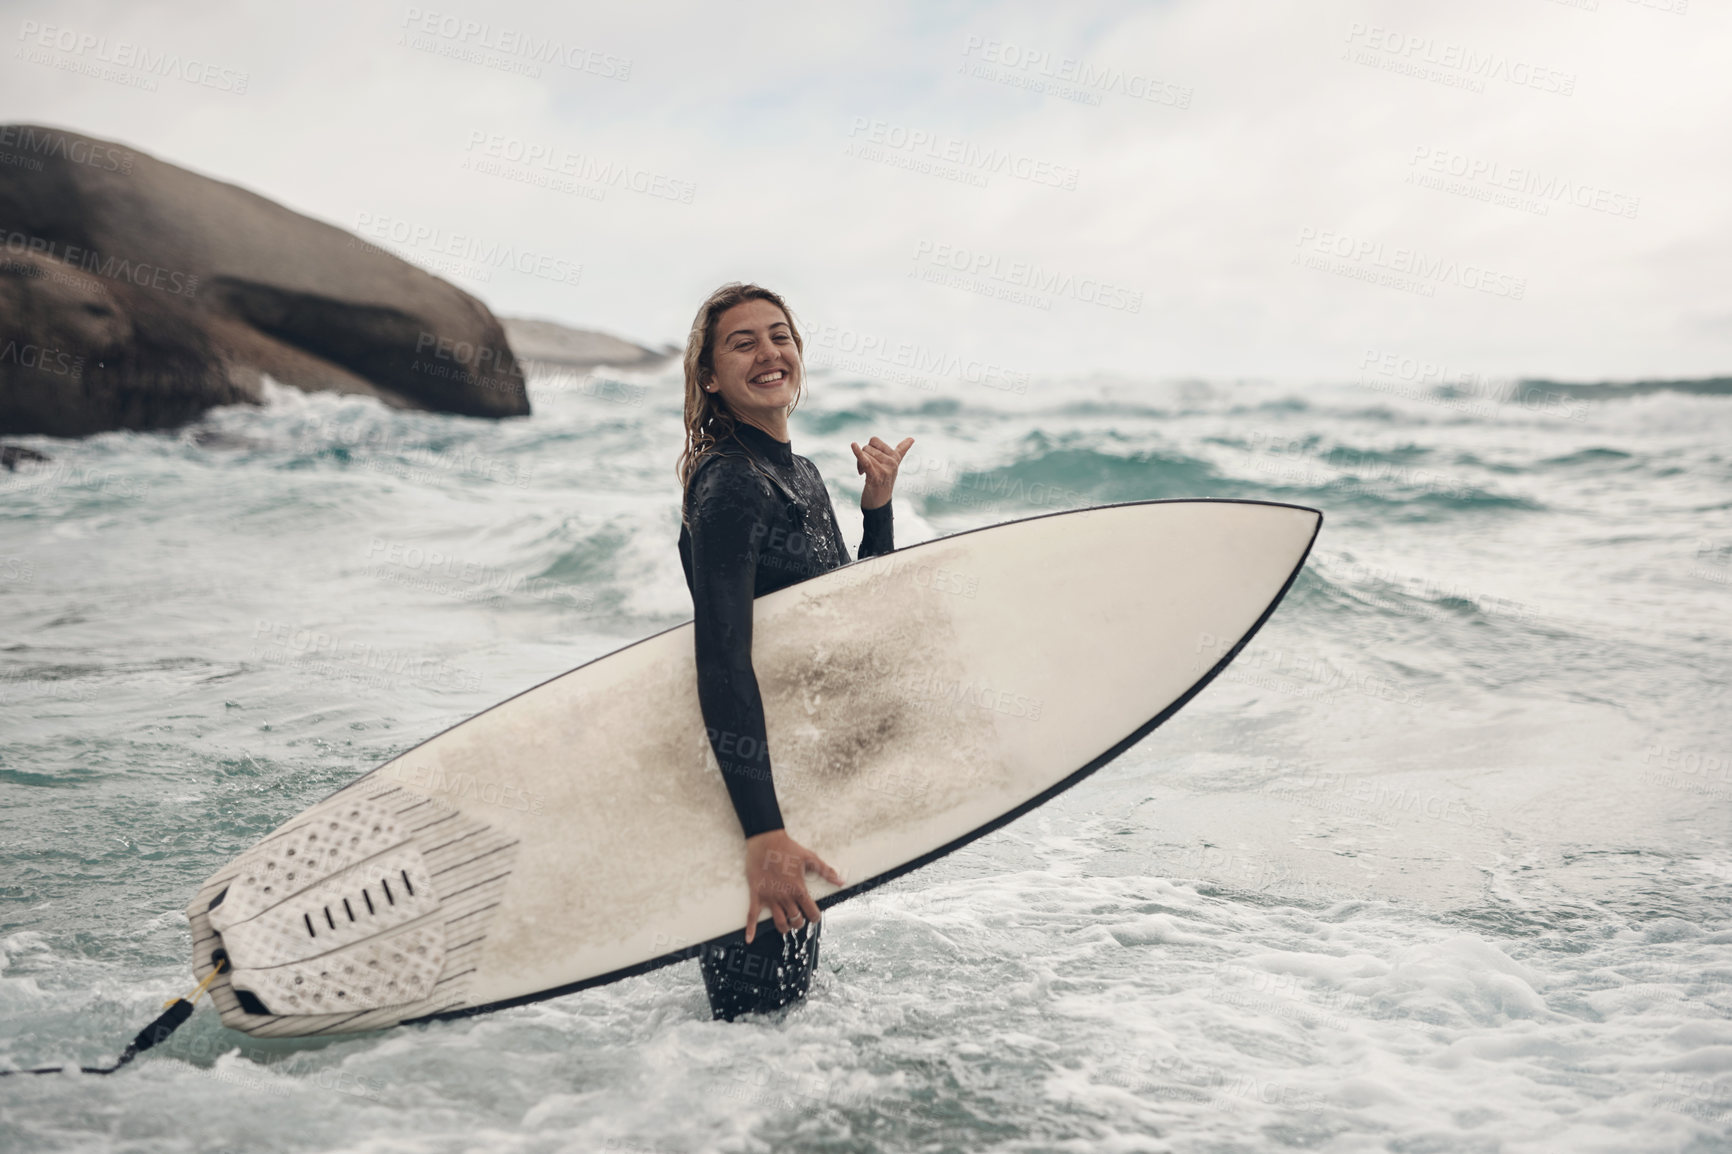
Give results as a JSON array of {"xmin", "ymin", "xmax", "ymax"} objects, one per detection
[{"xmin": 4, "ymin": 0, "xmax": 1729, "ymax": 381}]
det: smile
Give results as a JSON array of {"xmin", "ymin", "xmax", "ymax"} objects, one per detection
[{"xmin": 749, "ymin": 370, "xmax": 788, "ymax": 386}]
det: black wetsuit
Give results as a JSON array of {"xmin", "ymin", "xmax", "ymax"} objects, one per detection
[{"xmin": 677, "ymin": 421, "xmax": 894, "ymax": 1018}]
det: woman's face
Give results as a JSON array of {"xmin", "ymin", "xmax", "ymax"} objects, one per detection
[{"xmin": 703, "ymin": 298, "xmax": 800, "ymax": 426}]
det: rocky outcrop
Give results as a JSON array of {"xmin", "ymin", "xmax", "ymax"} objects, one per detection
[
  {"xmin": 1, "ymin": 443, "xmax": 50, "ymax": 470},
  {"xmin": 501, "ymin": 316, "xmax": 674, "ymax": 370},
  {"xmin": 0, "ymin": 124, "xmax": 529, "ymax": 436}
]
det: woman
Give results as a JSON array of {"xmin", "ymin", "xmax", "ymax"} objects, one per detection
[{"xmin": 676, "ymin": 282, "xmax": 913, "ymax": 1020}]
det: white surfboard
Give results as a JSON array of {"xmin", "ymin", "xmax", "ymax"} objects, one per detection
[{"xmin": 186, "ymin": 499, "xmax": 1321, "ymax": 1037}]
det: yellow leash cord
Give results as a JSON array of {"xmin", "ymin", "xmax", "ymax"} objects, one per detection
[{"xmin": 2, "ymin": 957, "xmax": 228, "ymax": 1077}]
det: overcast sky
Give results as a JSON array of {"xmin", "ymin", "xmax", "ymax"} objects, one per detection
[{"xmin": 6, "ymin": 0, "xmax": 1729, "ymax": 383}]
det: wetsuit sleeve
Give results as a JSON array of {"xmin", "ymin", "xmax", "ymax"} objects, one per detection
[
  {"xmin": 859, "ymin": 499, "xmax": 894, "ymax": 560},
  {"xmin": 685, "ymin": 458, "xmax": 785, "ymax": 839}
]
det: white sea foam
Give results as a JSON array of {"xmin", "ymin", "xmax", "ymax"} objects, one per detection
[{"xmin": 1, "ymin": 366, "xmax": 1727, "ymax": 1151}]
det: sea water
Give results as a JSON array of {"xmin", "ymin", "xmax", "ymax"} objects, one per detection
[{"xmin": 1, "ymin": 363, "xmax": 1728, "ymax": 1153}]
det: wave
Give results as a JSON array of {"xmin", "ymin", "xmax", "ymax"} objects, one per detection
[
  {"xmin": 1293, "ymin": 554, "xmax": 1540, "ymax": 632},
  {"xmin": 799, "ymin": 400, "xmax": 957, "ymax": 434},
  {"xmin": 1519, "ymin": 376, "xmax": 1732, "ymax": 400},
  {"xmin": 910, "ymin": 442, "xmax": 1544, "ymax": 519},
  {"xmin": 1537, "ymin": 447, "xmax": 1636, "ymax": 468},
  {"xmin": 913, "ymin": 444, "xmax": 1227, "ymax": 513}
]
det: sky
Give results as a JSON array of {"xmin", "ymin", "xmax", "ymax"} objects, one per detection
[{"xmin": 4, "ymin": 0, "xmax": 1729, "ymax": 384}]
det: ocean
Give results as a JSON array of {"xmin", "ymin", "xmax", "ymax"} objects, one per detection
[{"xmin": 2, "ymin": 360, "xmax": 1729, "ymax": 1153}]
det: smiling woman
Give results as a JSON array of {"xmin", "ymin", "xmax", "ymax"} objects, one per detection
[{"xmin": 674, "ymin": 282, "xmax": 914, "ymax": 1020}]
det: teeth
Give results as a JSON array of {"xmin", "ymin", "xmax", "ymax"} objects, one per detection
[{"xmin": 752, "ymin": 371, "xmax": 785, "ymax": 384}]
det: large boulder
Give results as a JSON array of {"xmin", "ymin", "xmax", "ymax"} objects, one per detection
[
  {"xmin": 0, "ymin": 248, "xmax": 248, "ymax": 436},
  {"xmin": 0, "ymin": 124, "xmax": 528, "ymax": 436},
  {"xmin": 501, "ymin": 316, "xmax": 674, "ymax": 370}
]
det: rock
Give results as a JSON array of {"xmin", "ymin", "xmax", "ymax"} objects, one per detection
[
  {"xmin": 1, "ymin": 443, "xmax": 51, "ymax": 470},
  {"xmin": 501, "ymin": 316, "xmax": 675, "ymax": 371},
  {"xmin": 0, "ymin": 124, "xmax": 529, "ymax": 436},
  {"xmin": 1, "ymin": 249, "xmax": 252, "ymax": 436}
]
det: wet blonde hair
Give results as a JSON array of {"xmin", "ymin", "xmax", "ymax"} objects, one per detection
[{"xmin": 675, "ymin": 282, "xmax": 805, "ymax": 494}]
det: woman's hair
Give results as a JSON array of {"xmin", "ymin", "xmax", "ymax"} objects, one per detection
[{"xmin": 675, "ymin": 282, "xmax": 805, "ymax": 493}]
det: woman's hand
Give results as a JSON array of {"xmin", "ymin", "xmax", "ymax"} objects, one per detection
[
  {"xmin": 852, "ymin": 435, "xmax": 915, "ymax": 510},
  {"xmin": 743, "ymin": 829, "xmax": 843, "ymax": 943}
]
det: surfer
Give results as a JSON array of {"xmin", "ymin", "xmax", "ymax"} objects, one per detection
[{"xmin": 676, "ymin": 283, "xmax": 913, "ymax": 1020}]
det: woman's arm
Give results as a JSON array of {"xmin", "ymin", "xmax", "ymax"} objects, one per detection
[
  {"xmin": 859, "ymin": 500, "xmax": 894, "ymax": 559},
  {"xmin": 685, "ymin": 458, "xmax": 784, "ymax": 838},
  {"xmin": 686, "ymin": 456, "xmax": 844, "ymax": 941},
  {"xmin": 852, "ymin": 436, "xmax": 913, "ymax": 563}
]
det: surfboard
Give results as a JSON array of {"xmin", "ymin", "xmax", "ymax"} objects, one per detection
[{"xmin": 186, "ymin": 498, "xmax": 1321, "ymax": 1037}]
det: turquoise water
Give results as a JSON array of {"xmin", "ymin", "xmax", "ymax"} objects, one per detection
[{"xmin": 2, "ymin": 362, "xmax": 1729, "ymax": 1152}]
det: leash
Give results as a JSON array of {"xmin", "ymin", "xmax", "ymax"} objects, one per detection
[{"xmin": 0, "ymin": 960, "xmax": 225, "ymax": 1077}]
